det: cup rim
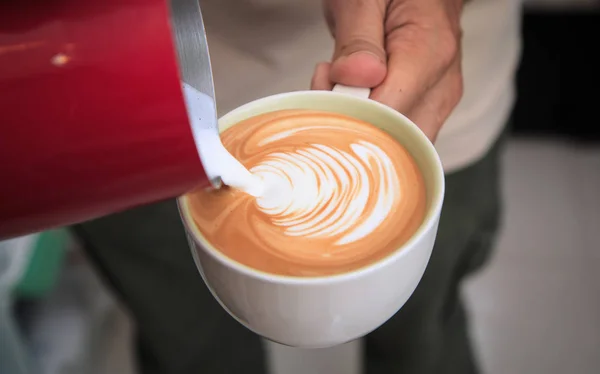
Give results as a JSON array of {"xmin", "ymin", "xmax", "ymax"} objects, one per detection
[{"xmin": 179, "ymin": 89, "xmax": 445, "ymax": 285}]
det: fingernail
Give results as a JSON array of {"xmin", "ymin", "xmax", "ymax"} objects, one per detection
[{"xmin": 347, "ymin": 50, "xmax": 384, "ymax": 63}]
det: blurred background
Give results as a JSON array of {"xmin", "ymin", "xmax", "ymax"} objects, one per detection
[{"xmin": 1, "ymin": 0, "xmax": 599, "ymax": 373}]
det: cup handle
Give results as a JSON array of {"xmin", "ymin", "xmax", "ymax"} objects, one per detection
[{"xmin": 332, "ymin": 84, "xmax": 371, "ymax": 99}]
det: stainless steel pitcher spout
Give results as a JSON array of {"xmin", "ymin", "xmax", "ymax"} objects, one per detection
[{"xmin": 170, "ymin": 0, "xmax": 223, "ymax": 188}]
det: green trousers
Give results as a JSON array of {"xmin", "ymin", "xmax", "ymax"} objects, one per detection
[{"xmin": 73, "ymin": 137, "xmax": 503, "ymax": 374}]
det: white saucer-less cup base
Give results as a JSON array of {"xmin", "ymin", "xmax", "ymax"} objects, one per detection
[{"xmin": 178, "ymin": 85, "xmax": 445, "ymax": 348}]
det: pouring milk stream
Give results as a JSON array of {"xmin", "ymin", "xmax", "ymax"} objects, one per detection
[{"xmin": 182, "ymin": 83, "xmax": 265, "ymax": 197}]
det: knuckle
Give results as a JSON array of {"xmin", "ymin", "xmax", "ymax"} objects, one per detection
[
  {"xmin": 437, "ymin": 30, "xmax": 460, "ymax": 67},
  {"xmin": 438, "ymin": 69, "xmax": 464, "ymax": 121}
]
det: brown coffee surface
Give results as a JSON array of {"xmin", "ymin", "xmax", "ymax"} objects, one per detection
[{"xmin": 186, "ymin": 110, "xmax": 426, "ymax": 277}]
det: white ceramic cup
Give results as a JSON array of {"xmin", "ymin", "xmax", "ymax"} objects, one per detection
[{"xmin": 178, "ymin": 85, "xmax": 445, "ymax": 348}]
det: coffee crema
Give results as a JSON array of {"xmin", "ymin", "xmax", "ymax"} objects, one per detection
[{"xmin": 186, "ymin": 110, "xmax": 426, "ymax": 277}]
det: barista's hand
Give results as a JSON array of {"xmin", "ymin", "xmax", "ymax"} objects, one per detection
[{"xmin": 311, "ymin": 0, "xmax": 464, "ymax": 142}]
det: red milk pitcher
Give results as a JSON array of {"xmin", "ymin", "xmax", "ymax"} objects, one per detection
[{"xmin": 0, "ymin": 0, "xmax": 219, "ymax": 239}]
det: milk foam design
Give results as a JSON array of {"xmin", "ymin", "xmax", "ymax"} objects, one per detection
[{"xmin": 252, "ymin": 140, "xmax": 400, "ymax": 245}]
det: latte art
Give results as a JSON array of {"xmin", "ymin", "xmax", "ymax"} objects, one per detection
[
  {"xmin": 252, "ymin": 142, "xmax": 399, "ymax": 246},
  {"xmin": 186, "ymin": 110, "xmax": 426, "ymax": 277}
]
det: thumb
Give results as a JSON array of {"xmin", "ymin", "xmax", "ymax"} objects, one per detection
[{"xmin": 328, "ymin": 0, "xmax": 388, "ymax": 88}]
